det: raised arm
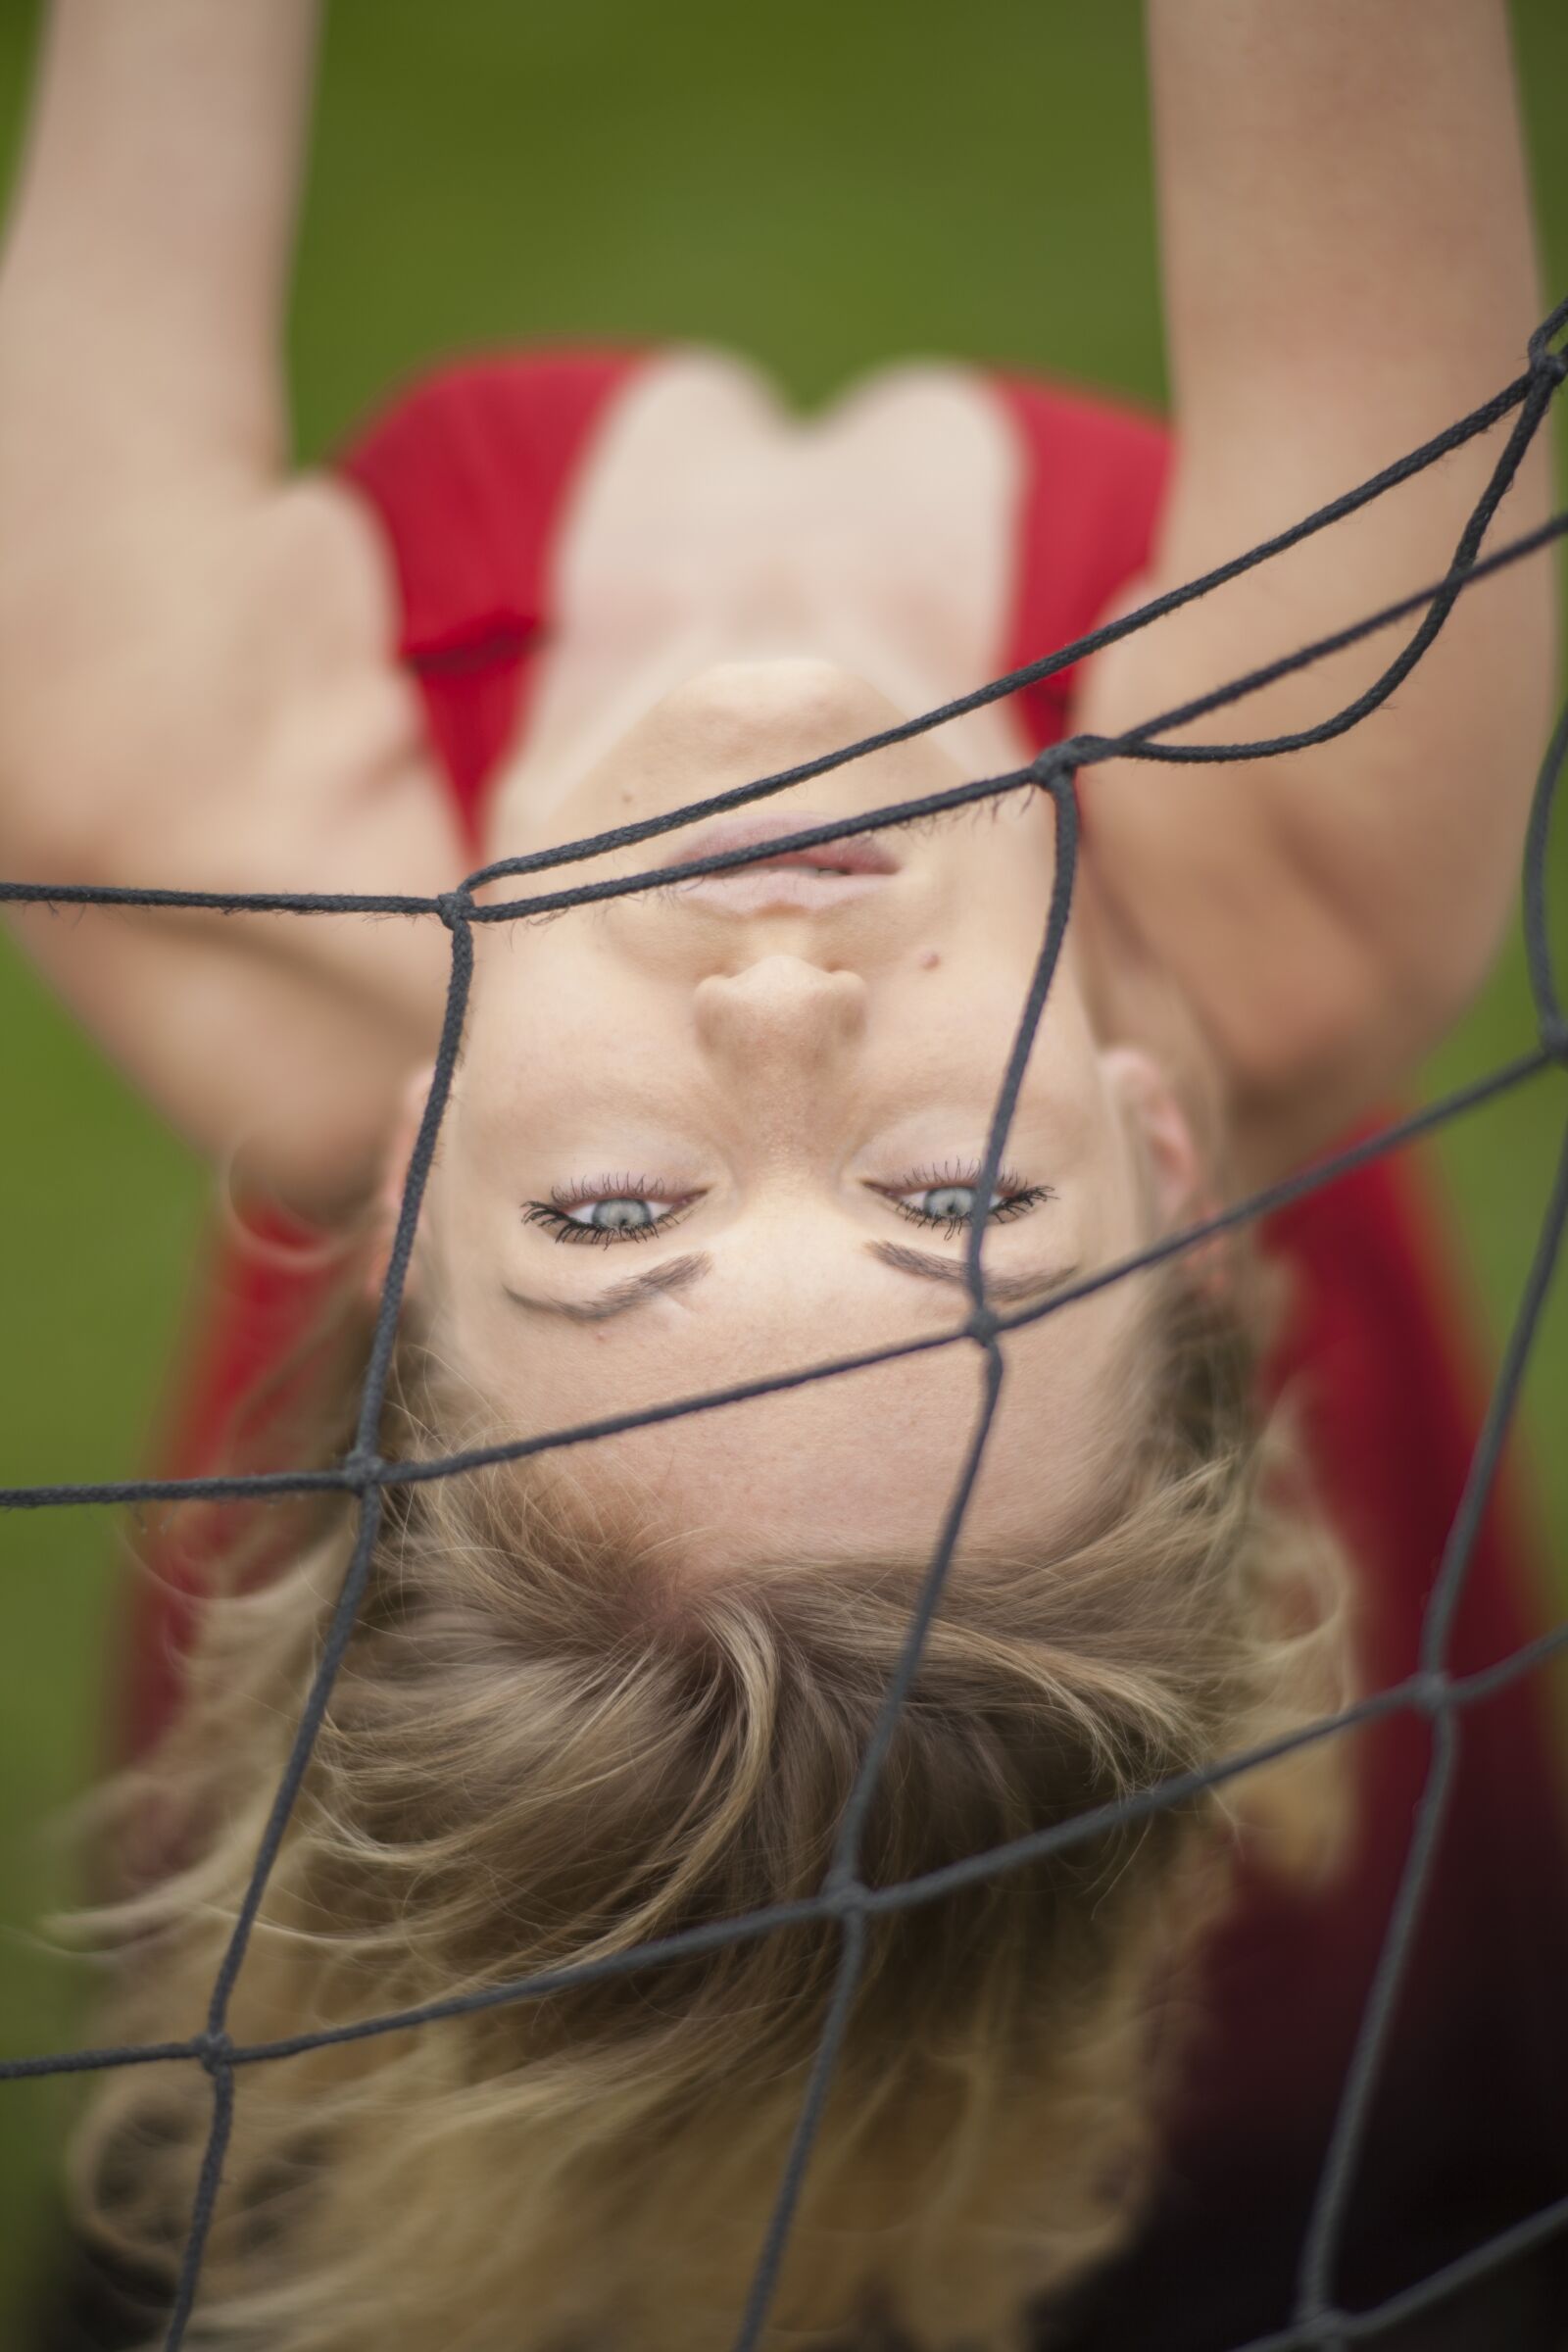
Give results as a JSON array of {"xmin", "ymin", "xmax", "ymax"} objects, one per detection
[
  {"xmin": 0, "ymin": 0, "xmax": 315, "ymax": 505},
  {"xmin": 1076, "ymin": 0, "xmax": 1557, "ymax": 1186},
  {"xmin": 0, "ymin": 0, "xmax": 458, "ymax": 1211}
]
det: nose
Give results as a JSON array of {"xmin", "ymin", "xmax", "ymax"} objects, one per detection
[{"xmin": 694, "ymin": 955, "xmax": 867, "ymax": 1075}]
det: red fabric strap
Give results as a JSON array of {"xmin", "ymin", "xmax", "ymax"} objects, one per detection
[{"xmin": 340, "ymin": 350, "xmax": 645, "ymax": 848}]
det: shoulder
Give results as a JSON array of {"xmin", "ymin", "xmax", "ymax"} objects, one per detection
[{"xmin": 0, "ymin": 470, "xmax": 432, "ymax": 891}]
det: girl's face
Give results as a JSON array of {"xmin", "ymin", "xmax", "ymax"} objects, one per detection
[{"xmin": 405, "ymin": 662, "xmax": 1199, "ymax": 1572}]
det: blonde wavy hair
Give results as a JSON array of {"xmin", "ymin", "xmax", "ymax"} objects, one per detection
[{"xmin": 62, "ymin": 1244, "xmax": 1349, "ymax": 2352}]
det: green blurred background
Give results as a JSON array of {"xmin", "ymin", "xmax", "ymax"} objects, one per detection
[{"xmin": 2, "ymin": 0, "xmax": 1567, "ymax": 2326}]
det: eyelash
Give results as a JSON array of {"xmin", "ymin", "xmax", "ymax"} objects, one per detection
[
  {"xmin": 522, "ymin": 1164, "xmax": 1054, "ymax": 1246},
  {"xmin": 880, "ymin": 1162, "xmax": 1054, "ymax": 1239},
  {"xmin": 522, "ymin": 1175, "xmax": 698, "ymax": 1248}
]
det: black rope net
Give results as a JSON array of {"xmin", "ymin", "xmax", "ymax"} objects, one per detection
[{"xmin": 5, "ymin": 296, "xmax": 1568, "ymax": 2352}]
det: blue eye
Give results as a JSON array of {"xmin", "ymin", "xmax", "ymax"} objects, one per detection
[
  {"xmin": 522, "ymin": 1179, "xmax": 698, "ymax": 1247},
  {"xmin": 565, "ymin": 1198, "xmax": 660, "ymax": 1234},
  {"xmin": 906, "ymin": 1184, "xmax": 996, "ymax": 1224},
  {"xmin": 885, "ymin": 1166, "xmax": 1054, "ymax": 1237}
]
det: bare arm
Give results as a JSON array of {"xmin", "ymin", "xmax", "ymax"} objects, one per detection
[
  {"xmin": 1076, "ymin": 0, "xmax": 1557, "ymax": 1186},
  {"xmin": 0, "ymin": 0, "xmax": 459, "ymax": 1212}
]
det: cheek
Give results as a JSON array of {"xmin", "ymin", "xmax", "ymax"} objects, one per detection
[
  {"xmin": 468, "ymin": 924, "xmax": 623, "ymax": 1060},
  {"xmin": 431, "ymin": 1309, "xmax": 671, "ymax": 1452}
]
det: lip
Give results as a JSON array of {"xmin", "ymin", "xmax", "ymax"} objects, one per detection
[
  {"xmin": 658, "ymin": 810, "xmax": 902, "ymax": 878},
  {"xmin": 651, "ymin": 810, "xmax": 901, "ymax": 910}
]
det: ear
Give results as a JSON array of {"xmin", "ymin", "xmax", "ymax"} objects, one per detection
[
  {"xmin": 364, "ymin": 1063, "xmax": 438, "ymax": 1306},
  {"xmin": 1099, "ymin": 1045, "xmax": 1205, "ymax": 1233},
  {"xmin": 1101, "ymin": 1044, "xmax": 1230, "ymax": 1300}
]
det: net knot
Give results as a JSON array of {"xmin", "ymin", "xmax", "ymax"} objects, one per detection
[
  {"xmin": 1542, "ymin": 1011, "xmax": 1568, "ymax": 1065},
  {"xmin": 435, "ymin": 889, "xmax": 469, "ymax": 932},
  {"xmin": 194, "ymin": 2030, "xmax": 234, "ymax": 2079},
  {"xmin": 1030, "ymin": 739, "xmax": 1089, "ymax": 792},
  {"xmin": 1528, "ymin": 329, "xmax": 1568, "ymax": 389},
  {"xmin": 967, "ymin": 1304, "xmax": 1003, "ymax": 1348},
  {"xmin": 820, "ymin": 1871, "xmax": 869, "ymax": 1922},
  {"xmin": 342, "ymin": 1445, "xmax": 380, "ymax": 1490},
  {"xmin": 1409, "ymin": 1668, "xmax": 1451, "ymax": 1718}
]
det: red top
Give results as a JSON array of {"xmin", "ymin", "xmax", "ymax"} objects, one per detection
[{"xmin": 119, "ymin": 350, "xmax": 1568, "ymax": 2345}]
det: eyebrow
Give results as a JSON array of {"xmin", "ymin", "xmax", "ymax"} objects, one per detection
[
  {"xmin": 504, "ymin": 1240, "xmax": 1081, "ymax": 1324},
  {"xmin": 504, "ymin": 1251, "xmax": 712, "ymax": 1323},
  {"xmin": 864, "ymin": 1240, "xmax": 1083, "ymax": 1305}
]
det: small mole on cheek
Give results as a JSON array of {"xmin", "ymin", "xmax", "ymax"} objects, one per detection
[{"xmin": 917, "ymin": 949, "xmax": 941, "ymax": 971}]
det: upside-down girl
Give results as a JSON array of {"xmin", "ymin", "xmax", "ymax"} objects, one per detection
[{"xmin": 3, "ymin": 4, "xmax": 1567, "ymax": 2348}]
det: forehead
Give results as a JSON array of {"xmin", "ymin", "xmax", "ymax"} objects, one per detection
[
  {"xmin": 597, "ymin": 1351, "xmax": 1123, "ymax": 1570},
  {"xmin": 452, "ymin": 1271, "xmax": 1146, "ymax": 1574}
]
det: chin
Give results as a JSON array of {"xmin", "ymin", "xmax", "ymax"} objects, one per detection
[{"xmin": 644, "ymin": 656, "xmax": 908, "ymax": 763}]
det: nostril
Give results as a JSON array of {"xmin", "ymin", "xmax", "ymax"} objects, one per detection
[{"xmin": 694, "ymin": 958, "xmax": 867, "ymax": 1055}]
